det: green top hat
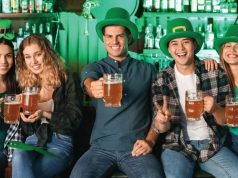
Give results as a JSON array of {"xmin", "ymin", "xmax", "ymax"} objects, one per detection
[
  {"xmin": 96, "ymin": 7, "xmax": 138, "ymax": 45},
  {"xmin": 215, "ymin": 24, "xmax": 238, "ymax": 53},
  {"xmin": 159, "ymin": 18, "xmax": 204, "ymax": 57},
  {"xmin": 0, "ymin": 20, "xmax": 15, "ymax": 40}
]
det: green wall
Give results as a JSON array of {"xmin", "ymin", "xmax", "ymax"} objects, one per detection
[{"xmin": 58, "ymin": 12, "xmax": 107, "ymax": 73}]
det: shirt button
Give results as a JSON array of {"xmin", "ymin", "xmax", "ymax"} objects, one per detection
[
  {"xmin": 123, "ymin": 80, "xmax": 126, "ymax": 82},
  {"xmin": 124, "ymin": 93, "xmax": 127, "ymax": 96}
]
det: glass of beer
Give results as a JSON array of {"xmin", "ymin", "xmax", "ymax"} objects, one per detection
[
  {"xmin": 185, "ymin": 89, "xmax": 203, "ymax": 121},
  {"xmin": 103, "ymin": 73, "xmax": 123, "ymax": 107},
  {"xmin": 22, "ymin": 86, "xmax": 40, "ymax": 116},
  {"xmin": 3, "ymin": 94, "xmax": 21, "ymax": 124},
  {"xmin": 225, "ymin": 95, "xmax": 238, "ymax": 127}
]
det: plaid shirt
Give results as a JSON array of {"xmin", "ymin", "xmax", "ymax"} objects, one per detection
[
  {"xmin": 152, "ymin": 57, "xmax": 230, "ymax": 162},
  {"xmin": 3, "ymin": 120, "xmax": 25, "ymax": 162}
]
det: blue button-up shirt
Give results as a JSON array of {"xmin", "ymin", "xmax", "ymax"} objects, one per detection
[{"xmin": 81, "ymin": 55, "xmax": 156, "ymax": 151}]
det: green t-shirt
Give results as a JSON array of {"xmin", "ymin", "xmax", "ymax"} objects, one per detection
[
  {"xmin": 0, "ymin": 93, "xmax": 9, "ymax": 151},
  {"xmin": 229, "ymin": 87, "xmax": 238, "ymax": 135}
]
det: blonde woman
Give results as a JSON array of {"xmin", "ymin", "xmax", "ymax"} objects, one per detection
[
  {"xmin": 12, "ymin": 34, "xmax": 82, "ymax": 178},
  {"xmin": 215, "ymin": 24, "xmax": 238, "ymax": 155}
]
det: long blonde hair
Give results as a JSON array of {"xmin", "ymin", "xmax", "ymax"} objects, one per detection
[
  {"xmin": 219, "ymin": 44, "xmax": 235, "ymax": 94},
  {"xmin": 16, "ymin": 34, "xmax": 67, "ymax": 89}
]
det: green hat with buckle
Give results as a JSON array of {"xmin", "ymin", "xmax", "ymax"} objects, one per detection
[
  {"xmin": 159, "ymin": 18, "xmax": 204, "ymax": 57},
  {"xmin": 215, "ymin": 24, "xmax": 238, "ymax": 53},
  {"xmin": 0, "ymin": 20, "xmax": 15, "ymax": 40},
  {"xmin": 96, "ymin": 7, "xmax": 138, "ymax": 45}
]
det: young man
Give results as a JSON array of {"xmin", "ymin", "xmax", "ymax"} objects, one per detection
[
  {"xmin": 149, "ymin": 18, "xmax": 238, "ymax": 178},
  {"xmin": 70, "ymin": 7, "xmax": 163, "ymax": 178}
]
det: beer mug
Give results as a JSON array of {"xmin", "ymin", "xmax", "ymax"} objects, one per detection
[
  {"xmin": 225, "ymin": 95, "xmax": 238, "ymax": 127},
  {"xmin": 4, "ymin": 94, "xmax": 21, "ymax": 124},
  {"xmin": 185, "ymin": 89, "xmax": 203, "ymax": 121},
  {"xmin": 22, "ymin": 86, "xmax": 40, "ymax": 116},
  {"xmin": 103, "ymin": 73, "xmax": 123, "ymax": 107}
]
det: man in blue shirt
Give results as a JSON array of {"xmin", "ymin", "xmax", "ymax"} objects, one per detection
[{"xmin": 70, "ymin": 7, "xmax": 163, "ymax": 178}]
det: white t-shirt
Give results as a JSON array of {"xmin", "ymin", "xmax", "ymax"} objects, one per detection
[{"xmin": 174, "ymin": 65, "xmax": 210, "ymax": 141}]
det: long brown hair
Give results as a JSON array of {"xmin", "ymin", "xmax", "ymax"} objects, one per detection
[
  {"xmin": 219, "ymin": 44, "xmax": 235, "ymax": 94},
  {"xmin": 16, "ymin": 34, "xmax": 67, "ymax": 89},
  {"xmin": 0, "ymin": 38, "xmax": 18, "ymax": 93}
]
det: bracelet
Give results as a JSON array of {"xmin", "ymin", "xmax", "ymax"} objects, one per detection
[{"xmin": 152, "ymin": 125, "xmax": 160, "ymax": 134}]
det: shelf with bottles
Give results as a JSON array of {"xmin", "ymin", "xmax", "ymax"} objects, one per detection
[
  {"xmin": 142, "ymin": 12, "xmax": 238, "ymax": 19},
  {"xmin": 0, "ymin": 12, "xmax": 57, "ymax": 19},
  {"xmin": 143, "ymin": 0, "xmax": 237, "ymax": 14},
  {"xmin": 1, "ymin": 0, "xmax": 54, "ymax": 14}
]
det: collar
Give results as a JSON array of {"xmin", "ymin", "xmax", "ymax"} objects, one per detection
[{"xmin": 104, "ymin": 55, "xmax": 131, "ymax": 69}]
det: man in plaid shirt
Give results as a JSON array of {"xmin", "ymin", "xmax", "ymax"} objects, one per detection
[{"xmin": 146, "ymin": 18, "xmax": 238, "ymax": 178}]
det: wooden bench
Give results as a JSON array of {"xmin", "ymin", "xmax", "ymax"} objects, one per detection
[{"xmin": 4, "ymin": 162, "xmax": 12, "ymax": 178}]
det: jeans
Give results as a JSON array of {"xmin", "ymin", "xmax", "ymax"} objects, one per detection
[
  {"xmin": 230, "ymin": 133, "xmax": 238, "ymax": 155},
  {"xmin": 161, "ymin": 140, "xmax": 238, "ymax": 178},
  {"xmin": 12, "ymin": 133, "xmax": 73, "ymax": 178},
  {"xmin": 70, "ymin": 145, "xmax": 163, "ymax": 178}
]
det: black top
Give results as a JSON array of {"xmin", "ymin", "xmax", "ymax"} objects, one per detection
[{"xmin": 21, "ymin": 72, "xmax": 83, "ymax": 146}]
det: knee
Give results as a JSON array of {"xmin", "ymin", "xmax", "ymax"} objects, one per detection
[{"xmin": 12, "ymin": 150, "xmax": 27, "ymax": 166}]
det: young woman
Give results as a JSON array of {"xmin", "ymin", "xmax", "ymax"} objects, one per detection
[
  {"xmin": 12, "ymin": 34, "xmax": 83, "ymax": 178},
  {"xmin": 215, "ymin": 24, "xmax": 238, "ymax": 155},
  {"xmin": 0, "ymin": 27, "xmax": 23, "ymax": 177}
]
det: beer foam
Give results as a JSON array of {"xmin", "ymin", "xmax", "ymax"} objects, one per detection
[
  {"xmin": 23, "ymin": 92, "xmax": 39, "ymax": 95},
  {"xmin": 5, "ymin": 101, "xmax": 21, "ymax": 104},
  {"xmin": 104, "ymin": 81, "xmax": 122, "ymax": 84},
  {"xmin": 186, "ymin": 99, "xmax": 202, "ymax": 102}
]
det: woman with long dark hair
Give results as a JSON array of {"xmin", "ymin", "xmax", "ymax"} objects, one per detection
[{"xmin": 0, "ymin": 20, "xmax": 23, "ymax": 178}]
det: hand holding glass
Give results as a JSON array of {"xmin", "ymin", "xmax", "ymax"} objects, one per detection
[
  {"xmin": 4, "ymin": 94, "xmax": 21, "ymax": 124},
  {"xmin": 225, "ymin": 95, "xmax": 238, "ymax": 127},
  {"xmin": 185, "ymin": 90, "xmax": 203, "ymax": 121},
  {"xmin": 103, "ymin": 73, "xmax": 123, "ymax": 107},
  {"xmin": 22, "ymin": 87, "xmax": 40, "ymax": 116}
]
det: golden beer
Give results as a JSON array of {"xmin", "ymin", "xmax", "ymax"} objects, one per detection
[
  {"xmin": 22, "ymin": 93, "xmax": 40, "ymax": 115},
  {"xmin": 103, "ymin": 74, "xmax": 123, "ymax": 107},
  {"xmin": 225, "ymin": 96, "xmax": 238, "ymax": 127},
  {"xmin": 4, "ymin": 94, "xmax": 21, "ymax": 124},
  {"xmin": 185, "ymin": 99, "xmax": 203, "ymax": 120},
  {"xmin": 185, "ymin": 90, "xmax": 203, "ymax": 121}
]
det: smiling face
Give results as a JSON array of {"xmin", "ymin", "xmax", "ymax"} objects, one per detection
[
  {"xmin": 222, "ymin": 42, "xmax": 238, "ymax": 66},
  {"xmin": 168, "ymin": 37, "xmax": 196, "ymax": 71},
  {"xmin": 23, "ymin": 43, "xmax": 44, "ymax": 75},
  {"xmin": 103, "ymin": 25, "xmax": 131, "ymax": 62},
  {"xmin": 0, "ymin": 44, "xmax": 14, "ymax": 77}
]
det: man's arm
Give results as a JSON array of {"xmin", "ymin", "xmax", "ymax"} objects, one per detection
[
  {"xmin": 84, "ymin": 78, "xmax": 104, "ymax": 98},
  {"xmin": 131, "ymin": 101, "xmax": 171, "ymax": 157},
  {"xmin": 203, "ymin": 96, "xmax": 226, "ymax": 125}
]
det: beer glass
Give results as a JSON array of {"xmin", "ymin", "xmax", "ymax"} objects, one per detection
[
  {"xmin": 103, "ymin": 73, "xmax": 123, "ymax": 107},
  {"xmin": 4, "ymin": 94, "xmax": 21, "ymax": 124},
  {"xmin": 225, "ymin": 95, "xmax": 238, "ymax": 127},
  {"xmin": 185, "ymin": 89, "xmax": 203, "ymax": 121},
  {"xmin": 22, "ymin": 86, "xmax": 40, "ymax": 116}
]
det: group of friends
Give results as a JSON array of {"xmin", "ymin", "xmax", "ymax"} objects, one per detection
[{"xmin": 0, "ymin": 6, "xmax": 237, "ymax": 178}]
